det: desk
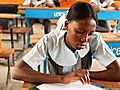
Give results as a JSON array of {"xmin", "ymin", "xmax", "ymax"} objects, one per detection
[
  {"xmin": 0, "ymin": 13, "xmax": 21, "ymax": 47},
  {"xmin": 0, "ymin": 14, "xmax": 21, "ymax": 19},
  {"xmin": 0, "ymin": 13, "xmax": 21, "ymax": 65},
  {"xmin": 101, "ymin": 33, "xmax": 120, "ymax": 57},
  {"xmin": 19, "ymin": 7, "xmax": 120, "ymax": 47},
  {"xmin": 22, "ymin": 80, "xmax": 120, "ymax": 90}
]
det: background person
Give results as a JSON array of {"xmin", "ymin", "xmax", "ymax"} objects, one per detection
[
  {"xmin": 12, "ymin": 2, "xmax": 120, "ymax": 84},
  {"xmin": 23, "ymin": 0, "xmax": 56, "ymax": 34},
  {"xmin": 90, "ymin": 0, "xmax": 120, "ymax": 32}
]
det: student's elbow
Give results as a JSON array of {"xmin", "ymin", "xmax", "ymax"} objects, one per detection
[
  {"xmin": 12, "ymin": 66, "xmax": 22, "ymax": 81},
  {"xmin": 111, "ymin": 63, "xmax": 120, "ymax": 81},
  {"xmin": 107, "ymin": 60, "xmax": 120, "ymax": 81},
  {"xmin": 115, "ymin": 68, "xmax": 120, "ymax": 80}
]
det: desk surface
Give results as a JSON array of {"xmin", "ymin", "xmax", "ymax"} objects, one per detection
[
  {"xmin": 101, "ymin": 33, "xmax": 120, "ymax": 42},
  {"xmin": 0, "ymin": 13, "xmax": 21, "ymax": 19},
  {"xmin": 19, "ymin": 7, "xmax": 120, "ymax": 11},
  {"xmin": 19, "ymin": 7, "xmax": 69, "ymax": 10},
  {"xmin": 22, "ymin": 80, "xmax": 120, "ymax": 90}
]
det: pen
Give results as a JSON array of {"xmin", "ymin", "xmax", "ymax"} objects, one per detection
[
  {"xmin": 90, "ymin": 80, "xmax": 105, "ymax": 88},
  {"xmin": 90, "ymin": 80, "xmax": 112, "ymax": 90}
]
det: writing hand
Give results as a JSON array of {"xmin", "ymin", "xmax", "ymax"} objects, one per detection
[
  {"xmin": 61, "ymin": 69, "xmax": 90, "ymax": 84},
  {"xmin": 75, "ymin": 69, "xmax": 90, "ymax": 84}
]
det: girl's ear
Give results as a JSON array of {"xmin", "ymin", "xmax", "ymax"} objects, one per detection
[{"xmin": 64, "ymin": 20, "xmax": 68, "ymax": 30}]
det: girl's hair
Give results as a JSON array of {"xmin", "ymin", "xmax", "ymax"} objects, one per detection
[{"xmin": 66, "ymin": 1, "xmax": 99, "ymax": 25}]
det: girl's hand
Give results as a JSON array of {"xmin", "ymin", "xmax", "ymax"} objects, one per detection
[
  {"xmin": 61, "ymin": 69, "xmax": 90, "ymax": 84},
  {"xmin": 75, "ymin": 69, "xmax": 90, "ymax": 84},
  {"xmin": 61, "ymin": 71, "xmax": 80, "ymax": 84}
]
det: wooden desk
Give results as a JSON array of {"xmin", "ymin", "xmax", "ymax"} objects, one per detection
[
  {"xmin": 22, "ymin": 80, "xmax": 120, "ymax": 90},
  {"xmin": 101, "ymin": 33, "xmax": 120, "ymax": 42},
  {"xmin": 101, "ymin": 33, "xmax": 120, "ymax": 57},
  {"xmin": 0, "ymin": 13, "xmax": 21, "ymax": 48},
  {"xmin": 0, "ymin": 14, "xmax": 21, "ymax": 18}
]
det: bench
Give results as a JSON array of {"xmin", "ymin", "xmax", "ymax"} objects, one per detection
[
  {"xmin": 2, "ymin": 27, "xmax": 31, "ymax": 50},
  {"xmin": 30, "ymin": 34, "xmax": 45, "ymax": 46},
  {"xmin": 0, "ymin": 32, "xmax": 15, "ymax": 85},
  {"xmin": 0, "ymin": 12, "xmax": 31, "ymax": 51}
]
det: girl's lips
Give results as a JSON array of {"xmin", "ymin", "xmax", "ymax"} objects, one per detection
[
  {"xmin": 76, "ymin": 44, "xmax": 86, "ymax": 49},
  {"xmin": 77, "ymin": 43, "xmax": 87, "ymax": 46}
]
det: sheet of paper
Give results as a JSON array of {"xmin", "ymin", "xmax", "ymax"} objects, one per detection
[{"xmin": 37, "ymin": 81, "xmax": 104, "ymax": 90}]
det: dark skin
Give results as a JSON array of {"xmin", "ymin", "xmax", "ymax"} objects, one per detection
[
  {"xmin": 90, "ymin": 61, "xmax": 120, "ymax": 81},
  {"xmin": 12, "ymin": 18, "xmax": 120, "ymax": 85},
  {"xmin": 36, "ymin": 2, "xmax": 56, "ymax": 8},
  {"xmin": 23, "ymin": 0, "xmax": 56, "ymax": 8}
]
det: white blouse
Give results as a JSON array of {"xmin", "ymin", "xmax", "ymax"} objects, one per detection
[
  {"xmin": 22, "ymin": 30, "xmax": 117, "ymax": 73},
  {"xmin": 90, "ymin": 0, "xmax": 114, "ymax": 8}
]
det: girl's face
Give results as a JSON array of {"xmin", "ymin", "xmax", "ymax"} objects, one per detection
[{"xmin": 65, "ymin": 18, "xmax": 96, "ymax": 51}]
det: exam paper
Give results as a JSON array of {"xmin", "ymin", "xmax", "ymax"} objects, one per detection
[{"xmin": 37, "ymin": 81, "xmax": 104, "ymax": 90}]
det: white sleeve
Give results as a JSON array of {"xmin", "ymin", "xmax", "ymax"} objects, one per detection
[
  {"xmin": 46, "ymin": 0, "xmax": 54, "ymax": 4},
  {"xmin": 22, "ymin": 35, "xmax": 49, "ymax": 69},
  {"xmin": 108, "ymin": 0, "xmax": 114, "ymax": 5},
  {"xmin": 23, "ymin": 0, "xmax": 31, "ymax": 5},
  {"xmin": 90, "ymin": 32, "xmax": 117, "ymax": 67},
  {"xmin": 55, "ymin": 12, "xmax": 68, "ymax": 30},
  {"xmin": 35, "ymin": 0, "xmax": 46, "ymax": 7},
  {"xmin": 90, "ymin": 0, "xmax": 96, "ymax": 3}
]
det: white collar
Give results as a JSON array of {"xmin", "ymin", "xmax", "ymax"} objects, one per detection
[{"xmin": 49, "ymin": 40, "xmax": 90, "ymax": 66}]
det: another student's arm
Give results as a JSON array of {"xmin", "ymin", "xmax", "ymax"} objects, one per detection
[
  {"xmin": 111, "ymin": 3, "xmax": 120, "ymax": 11},
  {"xmin": 90, "ymin": 2, "xmax": 101, "ymax": 12},
  {"xmin": 90, "ymin": 60, "xmax": 120, "ymax": 81},
  {"xmin": 12, "ymin": 59, "xmax": 90, "ymax": 84},
  {"xmin": 43, "ymin": 2, "xmax": 56, "ymax": 7}
]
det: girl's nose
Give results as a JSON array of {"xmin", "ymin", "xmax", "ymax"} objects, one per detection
[
  {"xmin": 80, "ymin": 35, "xmax": 89, "ymax": 42},
  {"xmin": 80, "ymin": 38, "xmax": 87, "ymax": 42}
]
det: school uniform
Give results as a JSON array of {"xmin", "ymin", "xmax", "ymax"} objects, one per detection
[
  {"xmin": 22, "ymin": 30, "xmax": 117, "ymax": 75},
  {"xmin": 90, "ymin": 0, "xmax": 114, "ymax": 31},
  {"xmin": 90, "ymin": 0, "xmax": 114, "ymax": 8}
]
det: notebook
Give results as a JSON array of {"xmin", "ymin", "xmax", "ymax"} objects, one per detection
[{"xmin": 37, "ymin": 81, "xmax": 105, "ymax": 90}]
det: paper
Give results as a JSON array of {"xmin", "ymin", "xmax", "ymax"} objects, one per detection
[{"xmin": 37, "ymin": 81, "xmax": 104, "ymax": 90}]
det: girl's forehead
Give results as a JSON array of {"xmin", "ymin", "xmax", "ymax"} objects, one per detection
[
  {"xmin": 68, "ymin": 19, "xmax": 96, "ymax": 31},
  {"xmin": 69, "ymin": 19, "xmax": 96, "ymax": 26}
]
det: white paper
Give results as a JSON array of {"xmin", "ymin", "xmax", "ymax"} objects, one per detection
[{"xmin": 37, "ymin": 81, "xmax": 104, "ymax": 90}]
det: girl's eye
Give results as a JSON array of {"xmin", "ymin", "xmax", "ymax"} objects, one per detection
[
  {"xmin": 88, "ymin": 33, "xmax": 93, "ymax": 36},
  {"xmin": 76, "ymin": 31, "xmax": 85, "ymax": 34},
  {"xmin": 79, "ymin": 32, "xmax": 84, "ymax": 34},
  {"xmin": 89, "ymin": 32, "xmax": 94, "ymax": 36}
]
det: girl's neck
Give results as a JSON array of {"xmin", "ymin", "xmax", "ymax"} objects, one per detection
[{"xmin": 100, "ymin": 0, "xmax": 105, "ymax": 3}]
